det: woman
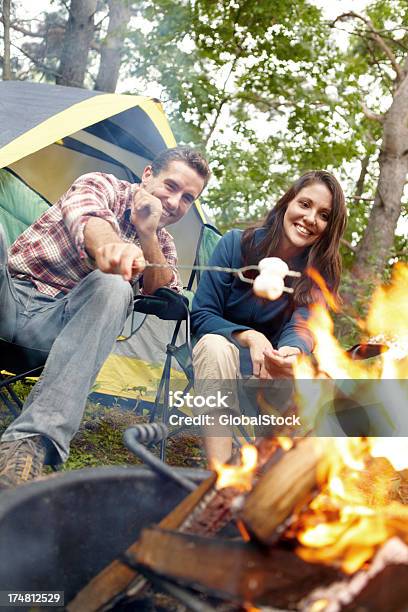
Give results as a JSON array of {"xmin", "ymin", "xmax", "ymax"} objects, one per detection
[{"xmin": 191, "ymin": 171, "xmax": 347, "ymax": 466}]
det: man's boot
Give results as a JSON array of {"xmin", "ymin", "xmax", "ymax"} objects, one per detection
[{"xmin": 0, "ymin": 436, "xmax": 47, "ymax": 490}]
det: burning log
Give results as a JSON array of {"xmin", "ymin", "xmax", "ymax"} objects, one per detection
[
  {"xmin": 301, "ymin": 537, "xmax": 408, "ymax": 612},
  {"xmin": 133, "ymin": 526, "xmax": 341, "ymax": 607},
  {"xmin": 68, "ymin": 445, "xmax": 262, "ymax": 612},
  {"xmin": 241, "ymin": 437, "xmax": 326, "ymax": 544},
  {"xmin": 67, "ymin": 473, "xmax": 217, "ymax": 612}
]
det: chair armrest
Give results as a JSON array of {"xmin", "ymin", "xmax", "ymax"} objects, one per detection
[{"xmin": 133, "ymin": 288, "xmax": 190, "ymax": 321}]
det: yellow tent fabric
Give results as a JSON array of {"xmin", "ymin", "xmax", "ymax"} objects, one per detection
[{"xmin": 0, "ymin": 95, "xmax": 175, "ymax": 170}]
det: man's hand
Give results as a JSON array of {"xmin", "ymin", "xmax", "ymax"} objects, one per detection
[
  {"xmin": 95, "ymin": 242, "xmax": 146, "ymax": 281},
  {"xmin": 233, "ymin": 330, "xmax": 274, "ymax": 379},
  {"xmin": 263, "ymin": 346, "xmax": 301, "ymax": 378},
  {"xmin": 131, "ymin": 185, "xmax": 163, "ymax": 238}
]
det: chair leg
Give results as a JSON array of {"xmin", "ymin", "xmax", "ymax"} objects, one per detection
[
  {"xmin": 159, "ymin": 359, "xmax": 173, "ymax": 461},
  {"xmin": 0, "ymin": 387, "xmax": 22, "ymax": 419},
  {"xmin": 6, "ymin": 385, "xmax": 24, "ymax": 411},
  {"xmin": 149, "ymin": 351, "xmax": 173, "ymax": 424}
]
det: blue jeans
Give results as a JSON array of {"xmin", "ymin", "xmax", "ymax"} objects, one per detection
[{"xmin": 0, "ymin": 228, "xmax": 133, "ymax": 463}]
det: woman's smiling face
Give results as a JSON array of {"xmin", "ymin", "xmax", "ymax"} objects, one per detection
[{"xmin": 280, "ymin": 182, "xmax": 332, "ymax": 256}]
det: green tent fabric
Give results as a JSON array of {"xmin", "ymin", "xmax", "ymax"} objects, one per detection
[{"xmin": 0, "ymin": 169, "xmax": 50, "ymax": 246}]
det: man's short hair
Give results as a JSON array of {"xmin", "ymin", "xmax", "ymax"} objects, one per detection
[{"xmin": 151, "ymin": 146, "xmax": 211, "ymax": 186}]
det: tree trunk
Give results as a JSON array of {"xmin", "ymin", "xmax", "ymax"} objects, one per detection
[
  {"xmin": 94, "ymin": 0, "xmax": 131, "ymax": 92},
  {"xmin": 350, "ymin": 69, "xmax": 408, "ymax": 286},
  {"xmin": 2, "ymin": 0, "xmax": 12, "ymax": 80},
  {"xmin": 56, "ymin": 0, "xmax": 97, "ymax": 88}
]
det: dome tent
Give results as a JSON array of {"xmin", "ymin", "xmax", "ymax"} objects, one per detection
[{"xmin": 0, "ymin": 80, "xmax": 210, "ymax": 409}]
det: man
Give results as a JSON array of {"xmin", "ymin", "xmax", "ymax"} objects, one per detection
[{"xmin": 0, "ymin": 146, "xmax": 210, "ymax": 489}]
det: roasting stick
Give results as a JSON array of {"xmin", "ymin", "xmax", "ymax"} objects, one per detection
[{"xmin": 144, "ymin": 260, "xmax": 301, "ymax": 294}]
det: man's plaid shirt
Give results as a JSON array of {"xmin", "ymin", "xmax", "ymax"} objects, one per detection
[{"xmin": 8, "ymin": 173, "xmax": 181, "ymax": 297}]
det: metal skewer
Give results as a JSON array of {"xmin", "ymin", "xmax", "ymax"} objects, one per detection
[{"xmin": 144, "ymin": 261, "xmax": 301, "ymax": 292}]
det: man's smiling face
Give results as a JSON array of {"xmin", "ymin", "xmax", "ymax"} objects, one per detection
[{"xmin": 141, "ymin": 160, "xmax": 205, "ymax": 228}]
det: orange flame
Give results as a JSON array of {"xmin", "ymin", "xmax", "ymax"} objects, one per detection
[
  {"xmin": 306, "ymin": 267, "xmax": 339, "ymax": 312},
  {"xmin": 309, "ymin": 601, "xmax": 330, "ymax": 612},
  {"xmin": 214, "ymin": 444, "xmax": 258, "ymax": 491},
  {"xmin": 290, "ymin": 263, "xmax": 408, "ymax": 572},
  {"xmin": 236, "ymin": 519, "xmax": 251, "ymax": 542},
  {"xmin": 294, "ymin": 438, "xmax": 408, "ymax": 573},
  {"xmin": 243, "ymin": 604, "xmax": 261, "ymax": 612},
  {"xmin": 277, "ymin": 436, "xmax": 294, "ymax": 451}
]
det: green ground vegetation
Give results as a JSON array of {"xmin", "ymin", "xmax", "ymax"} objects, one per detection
[{"xmin": 0, "ymin": 380, "xmax": 206, "ymax": 472}]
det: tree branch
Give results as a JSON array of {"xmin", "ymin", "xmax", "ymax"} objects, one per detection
[
  {"xmin": 365, "ymin": 37, "xmax": 394, "ymax": 85},
  {"xmin": 236, "ymin": 92, "xmax": 290, "ymax": 111},
  {"xmin": 10, "ymin": 41, "xmax": 60, "ymax": 78},
  {"xmin": 203, "ymin": 53, "xmax": 241, "ymax": 146},
  {"xmin": 203, "ymin": 96, "xmax": 230, "ymax": 147},
  {"xmin": 94, "ymin": 12, "xmax": 109, "ymax": 30},
  {"xmin": 334, "ymin": 12, "xmax": 403, "ymax": 82},
  {"xmin": 0, "ymin": 17, "xmax": 46, "ymax": 38},
  {"xmin": 60, "ymin": 0, "xmax": 71, "ymax": 15},
  {"xmin": 379, "ymin": 33, "xmax": 408, "ymax": 53},
  {"xmin": 2, "ymin": 0, "xmax": 12, "ymax": 80},
  {"xmin": 355, "ymin": 154, "xmax": 371, "ymax": 199},
  {"xmin": 361, "ymin": 100, "xmax": 384, "ymax": 122},
  {"xmin": 341, "ymin": 238, "xmax": 357, "ymax": 253},
  {"xmin": 345, "ymin": 195, "xmax": 375, "ymax": 201}
]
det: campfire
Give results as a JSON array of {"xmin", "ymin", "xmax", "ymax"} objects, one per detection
[{"xmin": 69, "ymin": 264, "xmax": 408, "ymax": 612}]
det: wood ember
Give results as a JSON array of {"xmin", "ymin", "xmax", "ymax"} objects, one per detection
[
  {"xmin": 180, "ymin": 485, "xmax": 242, "ymax": 536},
  {"xmin": 300, "ymin": 537, "xmax": 408, "ymax": 612},
  {"xmin": 133, "ymin": 527, "xmax": 341, "ymax": 608},
  {"xmin": 397, "ymin": 469, "xmax": 408, "ymax": 504},
  {"xmin": 179, "ymin": 434, "xmax": 298, "ymax": 537},
  {"xmin": 242, "ymin": 437, "xmax": 326, "ymax": 544}
]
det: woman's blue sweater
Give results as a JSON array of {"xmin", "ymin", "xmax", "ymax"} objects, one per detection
[{"xmin": 191, "ymin": 229, "xmax": 315, "ymax": 375}]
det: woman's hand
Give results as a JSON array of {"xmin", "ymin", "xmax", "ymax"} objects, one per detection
[
  {"xmin": 233, "ymin": 330, "xmax": 274, "ymax": 378},
  {"xmin": 263, "ymin": 346, "xmax": 301, "ymax": 378}
]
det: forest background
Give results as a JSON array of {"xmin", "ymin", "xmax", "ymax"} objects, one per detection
[{"xmin": 1, "ymin": 0, "xmax": 408, "ymax": 341}]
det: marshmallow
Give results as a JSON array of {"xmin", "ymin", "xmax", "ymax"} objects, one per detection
[
  {"xmin": 253, "ymin": 271, "xmax": 285, "ymax": 300},
  {"xmin": 258, "ymin": 257, "xmax": 289, "ymax": 277}
]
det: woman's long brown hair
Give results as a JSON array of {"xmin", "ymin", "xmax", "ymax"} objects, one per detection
[{"xmin": 241, "ymin": 171, "xmax": 347, "ymax": 306}]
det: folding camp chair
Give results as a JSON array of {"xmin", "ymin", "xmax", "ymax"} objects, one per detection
[
  {"xmin": 0, "ymin": 340, "xmax": 48, "ymax": 418},
  {"xmin": 132, "ymin": 223, "xmax": 222, "ymax": 459},
  {"xmin": 0, "ymin": 168, "xmax": 52, "ymax": 419}
]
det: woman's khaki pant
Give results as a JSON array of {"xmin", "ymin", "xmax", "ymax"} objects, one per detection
[
  {"xmin": 192, "ymin": 334, "xmax": 244, "ymax": 466},
  {"xmin": 193, "ymin": 333, "xmax": 241, "ymax": 380}
]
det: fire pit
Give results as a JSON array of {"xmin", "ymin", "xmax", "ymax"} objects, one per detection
[
  {"xmin": 0, "ymin": 465, "xmax": 209, "ymax": 604},
  {"xmin": 56, "ymin": 436, "xmax": 406, "ymax": 612}
]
